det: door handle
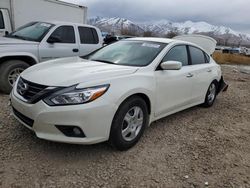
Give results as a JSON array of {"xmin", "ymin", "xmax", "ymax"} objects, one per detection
[
  {"xmin": 72, "ymin": 48, "xmax": 79, "ymax": 53},
  {"xmin": 186, "ymin": 73, "xmax": 194, "ymax": 78},
  {"xmin": 207, "ymin": 69, "xmax": 212, "ymax": 73}
]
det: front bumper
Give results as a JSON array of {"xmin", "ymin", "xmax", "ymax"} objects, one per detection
[{"xmin": 10, "ymin": 90, "xmax": 117, "ymax": 145}]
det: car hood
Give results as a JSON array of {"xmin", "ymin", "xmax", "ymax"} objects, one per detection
[
  {"xmin": 21, "ymin": 57, "xmax": 139, "ymax": 87},
  {"xmin": 0, "ymin": 37, "xmax": 39, "ymax": 45}
]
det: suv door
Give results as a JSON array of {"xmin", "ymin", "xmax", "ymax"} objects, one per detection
[
  {"xmin": 78, "ymin": 26, "xmax": 101, "ymax": 56},
  {"xmin": 38, "ymin": 25, "xmax": 79, "ymax": 62},
  {"xmin": 155, "ymin": 45, "xmax": 194, "ymax": 117},
  {"xmin": 188, "ymin": 46, "xmax": 213, "ymax": 101}
]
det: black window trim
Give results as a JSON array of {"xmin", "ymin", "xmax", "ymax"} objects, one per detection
[
  {"xmin": 156, "ymin": 44, "xmax": 190, "ymax": 71},
  {"xmin": 0, "ymin": 10, "xmax": 5, "ymax": 29},
  {"xmin": 204, "ymin": 52, "xmax": 211, "ymax": 63},
  {"xmin": 49, "ymin": 25, "xmax": 76, "ymax": 44},
  {"xmin": 187, "ymin": 45, "xmax": 210, "ymax": 65},
  {"xmin": 78, "ymin": 26, "xmax": 99, "ymax": 44}
]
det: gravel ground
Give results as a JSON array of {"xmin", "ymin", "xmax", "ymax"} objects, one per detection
[{"xmin": 0, "ymin": 65, "xmax": 249, "ymax": 188}]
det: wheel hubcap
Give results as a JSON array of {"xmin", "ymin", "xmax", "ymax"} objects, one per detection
[
  {"xmin": 208, "ymin": 83, "xmax": 216, "ymax": 103},
  {"xmin": 8, "ymin": 68, "xmax": 24, "ymax": 86},
  {"xmin": 122, "ymin": 106, "xmax": 144, "ymax": 142}
]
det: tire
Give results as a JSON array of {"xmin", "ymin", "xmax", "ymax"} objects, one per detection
[
  {"xmin": 0, "ymin": 60, "xmax": 29, "ymax": 94},
  {"xmin": 202, "ymin": 81, "xmax": 218, "ymax": 108},
  {"xmin": 109, "ymin": 96, "xmax": 149, "ymax": 151}
]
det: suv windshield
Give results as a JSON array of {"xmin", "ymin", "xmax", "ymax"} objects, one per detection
[
  {"xmin": 85, "ymin": 40, "xmax": 166, "ymax": 67},
  {"xmin": 6, "ymin": 22, "xmax": 54, "ymax": 42}
]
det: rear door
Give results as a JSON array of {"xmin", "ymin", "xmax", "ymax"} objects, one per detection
[
  {"xmin": 188, "ymin": 45, "xmax": 213, "ymax": 101},
  {"xmin": 39, "ymin": 25, "xmax": 79, "ymax": 62},
  {"xmin": 155, "ymin": 45, "xmax": 194, "ymax": 117},
  {"xmin": 78, "ymin": 26, "xmax": 102, "ymax": 56}
]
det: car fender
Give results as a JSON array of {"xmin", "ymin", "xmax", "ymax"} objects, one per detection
[{"xmin": 0, "ymin": 52, "xmax": 39, "ymax": 64}]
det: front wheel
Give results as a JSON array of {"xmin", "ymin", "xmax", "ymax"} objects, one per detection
[
  {"xmin": 0, "ymin": 60, "xmax": 29, "ymax": 94},
  {"xmin": 109, "ymin": 96, "xmax": 149, "ymax": 151},
  {"xmin": 202, "ymin": 82, "xmax": 218, "ymax": 107}
]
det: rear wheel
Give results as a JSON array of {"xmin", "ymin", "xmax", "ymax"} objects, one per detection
[
  {"xmin": 202, "ymin": 82, "xmax": 217, "ymax": 107},
  {"xmin": 0, "ymin": 60, "xmax": 29, "ymax": 94},
  {"xmin": 109, "ymin": 96, "xmax": 149, "ymax": 151}
]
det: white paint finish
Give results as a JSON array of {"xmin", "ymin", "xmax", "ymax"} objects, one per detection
[
  {"xmin": 0, "ymin": 0, "xmax": 87, "ymax": 35},
  {"xmin": 154, "ymin": 66, "xmax": 194, "ymax": 117},
  {"xmin": 22, "ymin": 57, "xmax": 139, "ymax": 86},
  {"xmin": 10, "ymin": 37, "xmax": 223, "ymax": 144}
]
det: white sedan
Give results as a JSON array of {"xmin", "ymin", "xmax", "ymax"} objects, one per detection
[{"xmin": 10, "ymin": 36, "xmax": 228, "ymax": 150}]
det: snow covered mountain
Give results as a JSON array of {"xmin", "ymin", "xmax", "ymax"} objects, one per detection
[
  {"xmin": 88, "ymin": 17, "xmax": 250, "ymax": 45},
  {"xmin": 88, "ymin": 17, "xmax": 144, "ymax": 34}
]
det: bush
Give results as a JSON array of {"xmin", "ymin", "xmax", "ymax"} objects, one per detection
[{"xmin": 213, "ymin": 52, "xmax": 250, "ymax": 65}]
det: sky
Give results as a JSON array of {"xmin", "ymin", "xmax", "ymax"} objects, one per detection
[{"xmin": 62, "ymin": 0, "xmax": 250, "ymax": 34}]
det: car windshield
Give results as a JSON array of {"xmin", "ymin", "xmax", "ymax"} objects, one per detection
[
  {"xmin": 85, "ymin": 40, "xmax": 166, "ymax": 67},
  {"xmin": 6, "ymin": 22, "xmax": 54, "ymax": 42}
]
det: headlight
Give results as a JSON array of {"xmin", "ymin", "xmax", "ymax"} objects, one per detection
[{"xmin": 44, "ymin": 84, "xmax": 109, "ymax": 106}]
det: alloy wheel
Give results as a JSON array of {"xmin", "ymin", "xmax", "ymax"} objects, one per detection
[
  {"xmin": 121, "ymin": 106, "xmax": 144, "ymax": 142},
  {"xmin": 8, "ymin": 68, "xmax": 24, "ymax": 86},
  {"xmin": 207, "ymin": 83, "xmax": 216, "ymax": 104}
]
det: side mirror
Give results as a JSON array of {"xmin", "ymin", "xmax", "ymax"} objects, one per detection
[
  {"xmin": 47, "ymin": 36, "xmax": 61, "ymax": 44},
  {"xmin": 160, "ymin": 61, "xmax": 182, "ymax": 70}
]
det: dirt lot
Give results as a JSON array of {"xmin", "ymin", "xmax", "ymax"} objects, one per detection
[{"xmin": 0, "ymin": 65, "xmax": 249, "ymax": 188}]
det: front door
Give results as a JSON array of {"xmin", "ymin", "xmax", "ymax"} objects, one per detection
[
  {"xmin": 155, "ymin": 45, "xmax": 194, "ymax": 117},
  {"xmin": 39, "ymin": 25, "xmax": 79, "ymax": 62}
]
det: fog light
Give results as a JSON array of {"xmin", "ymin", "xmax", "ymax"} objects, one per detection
[
  {"xmin": 73, "ymin": 127, "xmax": 82, "ymax": 136},
  {"xmin": 55, "ymin": 125, "xmax": 86, "ymax": 138}
]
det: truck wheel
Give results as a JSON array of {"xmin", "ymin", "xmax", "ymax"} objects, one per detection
[{"xmin": 0, "ymin": 60, "xmax": 29, "ymax": 94}]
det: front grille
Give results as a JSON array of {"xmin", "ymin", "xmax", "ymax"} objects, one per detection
[
  {"xmin": 16, "ymin": 77, "xmax": 63, "ymax": 104},
  {"xmin": 17, "ymin": 77, "xmax": 48, "ymax": 102},
  {"xmin": 13, "ymin": 108, "xmax": 34, "ymax": 127}
]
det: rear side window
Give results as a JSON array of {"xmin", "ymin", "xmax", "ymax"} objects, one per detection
[
  {"xmin": 0, "ymin": 11, "xmax": 5, "ymax": 29},
  {"xmin": 189, "ymin": 46, "xmax": 207, "ymax": 65},
  {"xmin": 162, "ymin": 45, "xmax": 189, "ymax": 66},
  {"xmin": 50, "ymin": 26, "xmax": 75, "ymax": 43},
  {"xmin": 78, "ymin": 27, "xmax": 99, "ymax": 44}
]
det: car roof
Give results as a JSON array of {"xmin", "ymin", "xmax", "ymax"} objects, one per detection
[
  {"xmin": 125, "ymin": 37, "xmax": 175, "ymax": 44},
  {"xmin": 125, "ymin": 37, "xmax": 211, "ymax": 55},
  {"xmin": 38, "ymin": 21, "xmax": 97, "ymax": 28}
]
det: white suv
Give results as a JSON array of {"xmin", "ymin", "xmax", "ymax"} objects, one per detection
[
  {"xmin": 10, "ymin": 36, "xmax": 228, "ymax": 150},
  {"xmin": 0, "ymin": 21, "xmax": 103, "ymax": 93}
]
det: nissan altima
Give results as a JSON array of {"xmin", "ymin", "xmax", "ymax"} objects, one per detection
[{"xmin": 10, "ymin": 36, "xmax": 228, "ymax": 150}]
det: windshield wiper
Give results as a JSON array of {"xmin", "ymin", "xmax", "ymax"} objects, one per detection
[{"xmin": 91, "ymin": 59, "xmax": 115, "ymax": 64}]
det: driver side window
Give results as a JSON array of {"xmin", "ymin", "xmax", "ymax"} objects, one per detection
[
  {"xmin": 50, "ymin": 26, "xmax": 75, "ymax": 43},
  {"xmin": 162, "ymin": 45, "xmax": 189, "ymax": 66}
]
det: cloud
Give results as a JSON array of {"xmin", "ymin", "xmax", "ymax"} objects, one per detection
[{"xmin": 65, "ymin": 0, "xmax": 250, "ymax": 34}]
